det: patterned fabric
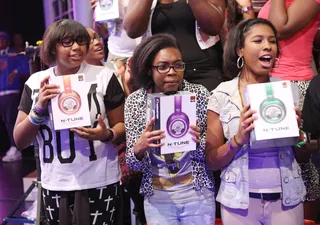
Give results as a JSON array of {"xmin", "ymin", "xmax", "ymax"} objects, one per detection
[
  {"xmin": 292, "ymin": 80, "xmax": 311, "ymax": 110},
  {"xmin": 117, "ymin": 140, "xmax": 143, "ymax": 185},
  {"xmin": 293, "ymin": 79, "xmax": 320, "ymax": 201},
  {"xmin": 125, "ymin": 79, "xmax": 214, "ymax": 198},
  {"xmin": 299, "ymin": 159, "xmax": 320, "ymax": 201},
  {"xmin": 42, "ymin": 183, "xmax": 119, "ymax": 225}
]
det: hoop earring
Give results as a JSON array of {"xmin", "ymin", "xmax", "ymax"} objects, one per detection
[
  {"xmin": 237, "ymin": 56, "xmax": 244, "ymax": 69},
  {"xmin": 273, "ymin": 58, "xmax": 280, "ymax": 69}
]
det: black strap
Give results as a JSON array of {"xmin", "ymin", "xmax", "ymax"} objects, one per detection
[
  {"xmin": 249, "ymin": 192, "xmax": 281, "ymax": 201},
  {"xmin": 164, "ymin": 91, "xmax": 177, "ymax": 95},
  {"xmin": 164, "ymin": 153, "xmax": 180, "ymax": 174}
]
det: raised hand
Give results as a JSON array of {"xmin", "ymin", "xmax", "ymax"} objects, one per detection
[
  {"xmin": 90, "ymin": 0, "xmax": 98, "ymax": 9},
  {"xmin": 294, "ymin": 106, "xmax": 303, "ymax": 129},
  {"xmin": 36, "ymin": 75, "xmax": 60, "ymax": 110},
  {"xmin": 133, "ymin": 117, "xmax": 165, "ymax": 159},
  {"xmin": 122, "ymin": 57, "xmax": 135, "ymax": 95},
  {"xmin": 235, "ymin": 104, "xmax": 257, "ymax": 146},
  {"xmin": 189, "ymin": 119, "xmax": 201, "ymax": 143},
  {"xmin": 236, "ymin": 0, "xmax": 253, "ymax": 7},
  {"xmin": 70, "ymin": 114, "xmax": 110, "ymax": 141}
]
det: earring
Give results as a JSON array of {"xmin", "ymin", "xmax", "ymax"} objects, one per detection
[
  {"xmin": 237, "ymin": 56, "xmax": 244, "ymax": 69},
  {"xmin": 273, "ymin": 58, "xmax": 280, "ymax": 69}
]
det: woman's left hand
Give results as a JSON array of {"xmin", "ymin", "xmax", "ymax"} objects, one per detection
[
  {"xmin": 294, "ymin": 106, "xmax": 302, "ymax": 129},
  {"xmin": 189, "ymin": 124, "xmax": 201, "ymax": 143},
  {"xmin": 70, "ymin": 114, "xmax": 111, "ymax": 141}
]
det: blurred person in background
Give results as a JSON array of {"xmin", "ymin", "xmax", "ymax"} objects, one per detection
[
  {"xmin": 123, "ymin": 0, "xmax": 226, "ymax": 92},
  {"xmin": 84, "ymin": 27, "xmax": 147, "ymax": 225},
  {"xmin": 90, "ymin": 0, "xmax": 141, "ymax": 92},
  {"xmin": 11, "ymin": 33, "xmax": 25, "ymax": 53},
  {"xmin": 0, "ymin": 31, "xmax": 29, "ymax": 162}
]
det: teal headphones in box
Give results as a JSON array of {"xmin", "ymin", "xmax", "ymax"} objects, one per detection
[{"xmin": 259, "ymin": 83, "xmax": 286, "ymax": 124}]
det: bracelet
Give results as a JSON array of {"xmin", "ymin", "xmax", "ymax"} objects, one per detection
[
  {"xmin": 228, "ymin": 139, "xmax": 240, "ymax": 153},
  {"xmin": 28, "ymin": 113, "xmax": 44, "ymax": 126},
  {"xmin": 241, "ymin": 5, "xmax": 254, "ymax": 14},
  {"xmin": 296, "ymin": 130, "xmax": 307, "ymax": 148},
  {"xmin": 102, "ymin": 128, "xmax": 117, "ymax": 143},
  {"xmin": 295, "ymin": 141, "xmax": 306, "ymax": 148},
  {"xmin": 233, "ymin": 135, "xmax": 244, "ymax": 148},
  {"xmin": 28, "ymin": 107, "xmax": 47, "ymax": 126},
  {"xmin": 33, "ymin": 105, "xmax": 47, "ymax": 116}
]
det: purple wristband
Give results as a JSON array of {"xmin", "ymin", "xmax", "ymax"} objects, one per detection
[
  {"xmin": 228, "ymin": 138, "xmax": 240, "ymax": 153},
  {"xmin": 34, "ymin": 105, "xmax": 47, "ymax": 115}
]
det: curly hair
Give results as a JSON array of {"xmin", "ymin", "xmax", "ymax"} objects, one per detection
[
  {"xmin": 130, "ymin": 33, "xmax": 180, "ymax": 89},
  {"xmin": 40, "ymin": 19, "xmax": 90, "ymax": 66},
  {"xmin": 223, "ymin": 18, "xmax": 280, "ymax": 79}
]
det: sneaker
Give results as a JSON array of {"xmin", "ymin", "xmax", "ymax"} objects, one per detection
[{"xmin": 2, "ymin": 146, "xmax": 22, "ymax": 162}]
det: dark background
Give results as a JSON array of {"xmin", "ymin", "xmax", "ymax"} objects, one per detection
[
  {"xmin": 0, "ymin": 0, "xmax": 45, "ymax": 151},
  {"xmin": 0, "ymin": 0, "xmax": 45, "ymax": 47}
]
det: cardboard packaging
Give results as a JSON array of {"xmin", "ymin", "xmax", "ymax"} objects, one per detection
[
  {"xmin": 146, "ymin": 91, "xmax": 197, "ymax": 154},
  {"xmin": 244, "ymin": 81, "xmax": 299, "ymax": 149},
  {"xmin": 95, "ymin": 0, "xmax": 119, "ymax": 22},
  {"xmin": 49, "ymin": 73, "xmax": 91, "ymax": 130}
]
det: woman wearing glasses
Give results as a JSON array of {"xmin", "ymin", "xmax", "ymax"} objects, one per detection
[
  {"xmin": 84, "ymin": 28, "xmax": 105, "ymax": 66},
  {"xmin": 13, "ymin": 19, "xmax": 125, "ymax": 224},
  {"xmin": 125, "ymin": 33, "xmax": 215, "ymax": 225}
]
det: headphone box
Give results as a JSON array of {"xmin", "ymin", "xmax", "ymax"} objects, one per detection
[
  {"xmin": 48, "ymin": 73, "xmax": 91, "ymax": 130},
  {"xmin": 95, "ymin": 0, "xmax": 119, "ymax": 22},
  {"xmin": 244, "ymin": 80, "xmax": 300, "ymax": 149},
  {"xmin": 146, "ymin": 91, "xmax": 197, "ymax": 154}
]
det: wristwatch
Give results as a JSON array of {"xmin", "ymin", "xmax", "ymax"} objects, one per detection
[{"xmin": 241, "ymin": 6, "xmax": 254, "ymax": 13}]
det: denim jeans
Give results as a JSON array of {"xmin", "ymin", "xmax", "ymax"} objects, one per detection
[
  {"xmin": 221, "ymin": 197, "xmax": 303, "ymax": 225},
  {"xmin": 144, "ymin": 197, "xmax": 216, "ymax": 225}
]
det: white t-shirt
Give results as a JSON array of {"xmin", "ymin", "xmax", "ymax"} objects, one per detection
[
  {"xmin": 19, "ymin": 64, "xmax": 125, "ymax": 191},
  {"xmin": 106, "ymin": 0, "xmax": 141, "ymax": 57}
]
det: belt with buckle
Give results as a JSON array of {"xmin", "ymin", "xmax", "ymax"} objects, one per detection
[{"xmin": 249, "ymin": 192, "xmax": 282, "ymax": 201}]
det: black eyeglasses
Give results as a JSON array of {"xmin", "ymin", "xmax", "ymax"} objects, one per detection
[
  {"xmin": 90, "ymin": 34, "xmax": 103, "ymax": 44},
  {"xmin": 152, "ymin": 62, "xmax": 185, "ymax": 74},
  {"xmin": 59, "ymin": 36, "xmax": 88, "ymax": 47}
]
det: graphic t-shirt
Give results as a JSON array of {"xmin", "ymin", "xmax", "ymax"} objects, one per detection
[{"xmin": 18, "ymin": 64, "xmax": 125, "ymax": 191}]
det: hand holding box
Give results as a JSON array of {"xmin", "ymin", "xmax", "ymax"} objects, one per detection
[
  {"xmin": 147, "ymin": 91, "xmax": 197, "ymax": 154},
  {"xmin": 244, "ymin": 81, "xmax": 299, "ymax": 149},
  {"xmin": 49, "ymin": 73, "xmax": 92, "ymax": 130}
]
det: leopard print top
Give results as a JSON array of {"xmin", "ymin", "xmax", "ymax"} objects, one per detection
[{"xmin": 125, "ymin": 79, "xmax": 215, "ymax": 198}]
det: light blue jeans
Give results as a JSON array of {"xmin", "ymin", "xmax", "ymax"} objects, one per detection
[
  {"xmin": 221, "ymin": 197, "xmax": 304, "ymax": 225},
  {"xmin": 144, "ymin": 197, "xmax": 216, "ymax": 225}
]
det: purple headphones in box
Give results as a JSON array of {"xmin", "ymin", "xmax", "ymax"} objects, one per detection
[{"xmin": 166, "ymin": 95, "xmax": 189, "ymax": 138}]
